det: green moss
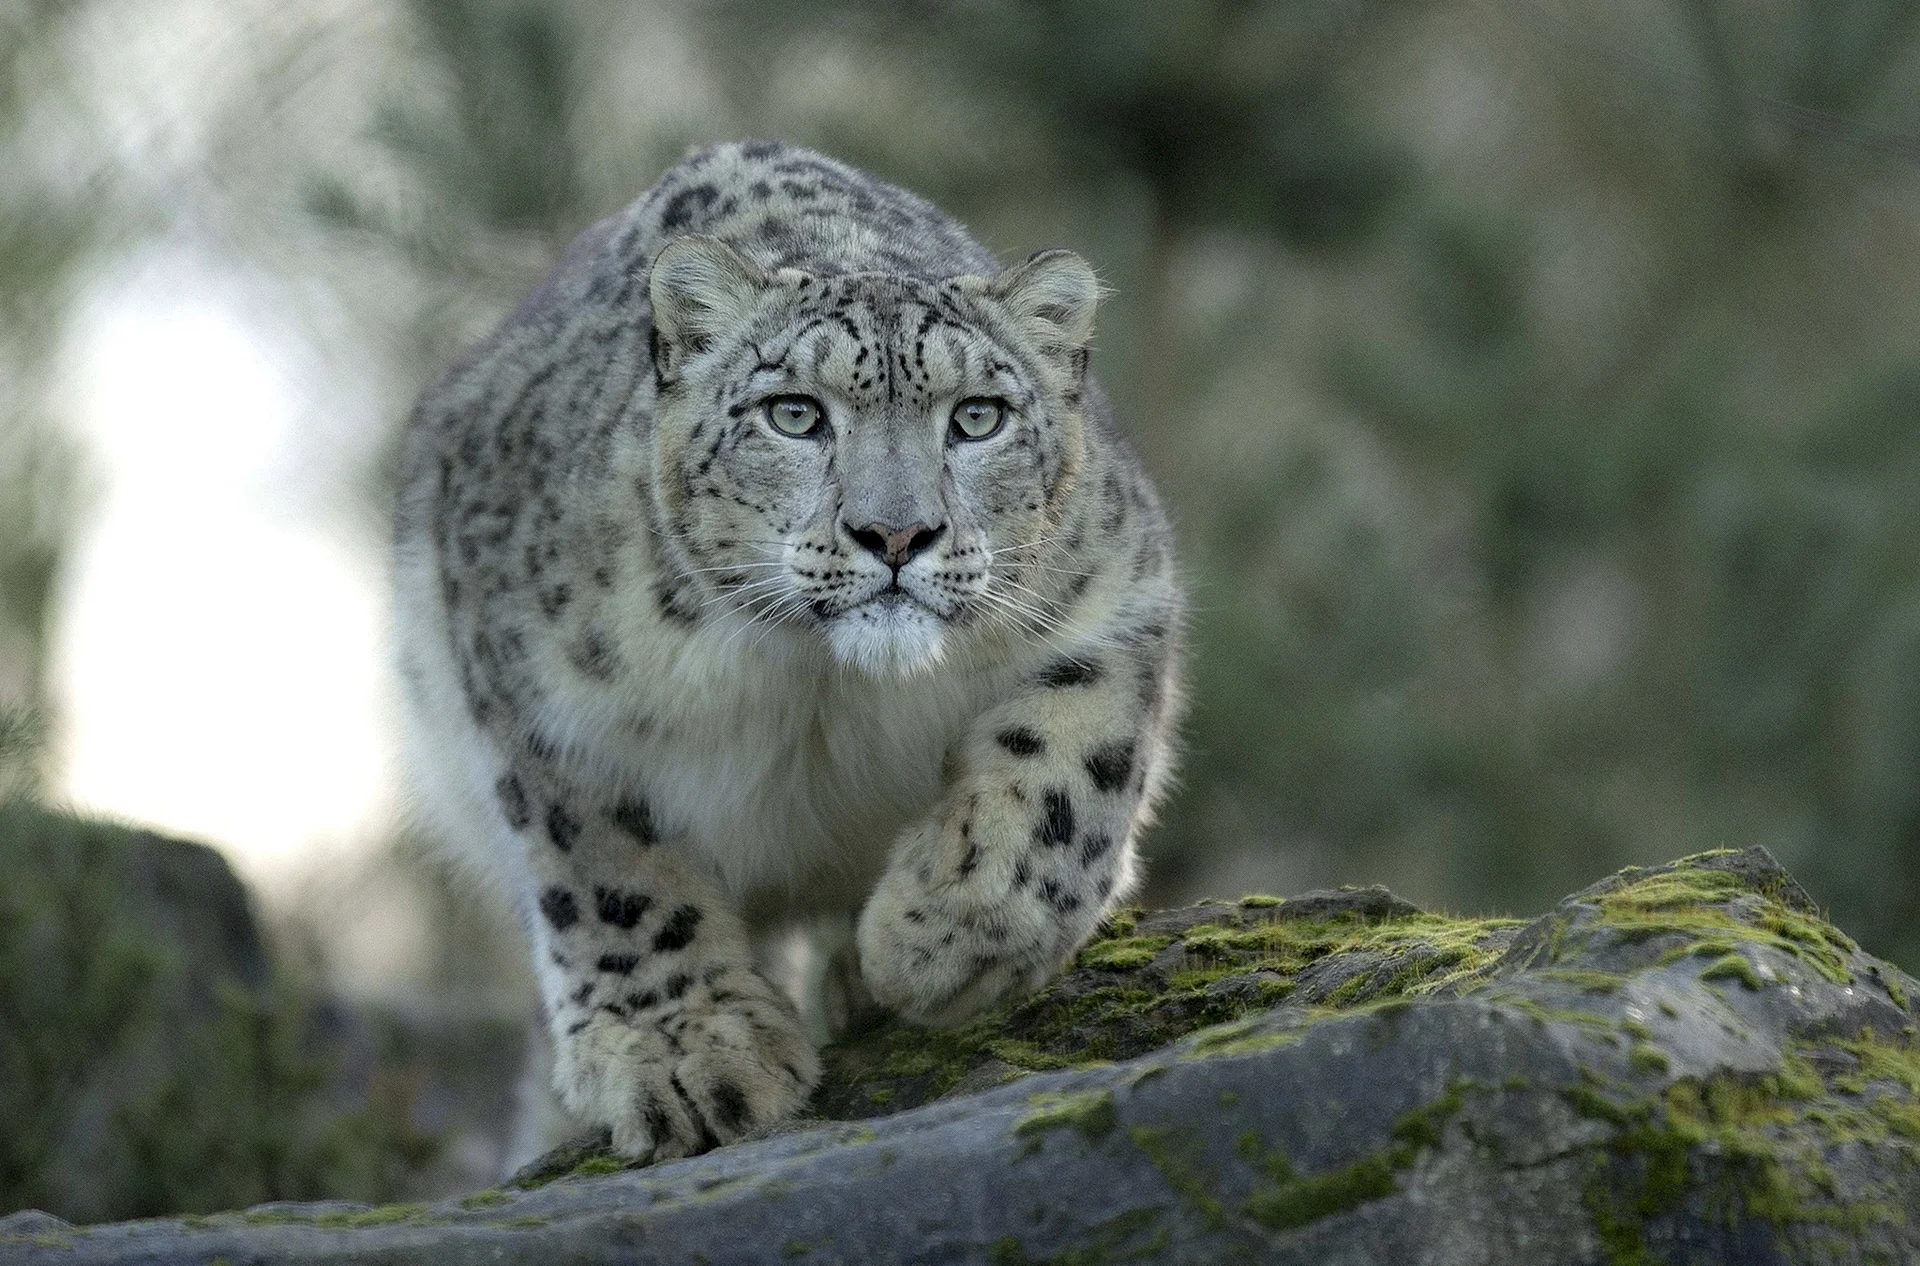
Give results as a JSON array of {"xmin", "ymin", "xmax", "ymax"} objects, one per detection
[
  {"xmin": 1628, "ymin": 1044, "xmax": 1670, "ymax": 1075},
  {"xmin": 1771, "ymin": 1052, "xmax": 1823, "ymax": 1102},
  {"xmin": 1240, "ymin": 1083, "xmax": 1467, "ymax": 1231},
  {"xmin": 1390, "ymin": 1081, "xmax": 1468, "ymax": 1150},
  {"xmin": 1076, "ymin": 937, "xmax": 1173, "ymax": 971},
  {"xmin": 783, "ymin": 1241, "xmax": 811, "ymax": 1257},
  {"xmin": 1179, "ymin": 913, "xmax": 1521, "ymax": 999},
  {"xmin": 1875, "ymin": 1099, "xmax": 1920, "ymax": 1140},
  {"xmin": 1576, "ymin": 1032, "xmax": 1919, "ymax": 1262},
  {"xmin": 233, "ymin": 1209, "xmax": 309, "ymax": 1227},
  {"xmin": 239, "ymin": 1202, "xmax": 432, "ymax": 1230},
  {"xmin": 818, "ymin": 891, "xmax": 1522, "ymax": 1119},
  {"xmin": 1127, "ymin": 1126, "xmax": 1224, "ymax": 1228},
  {"xmin": 1820, "ymin": 1030, "xmax": 1920, "ymax": 1144},
  {"xmin": 314, "ymin": 1202, "xmax": 429, "ymax": 1229},
  {"xmin": 1014, "ymin": 1089, "xmax": 1118, "ymax": 1151},
  {"xmin": 1537, "ymin": 970, "xmax": 1626, "ymax": 994},
  {"xmin": 1836, "ymin": 1030, "xmax": 1920, "ymax": 1096},
  {"xmin": 1603, "ymin": 866, "xmax": 1744, "ymax": 910},
  {"xmin": 1243, "ymin": 1154, "xmax": 1395, "ymax": 1231},
  {"xmin": 1670, "ymin": 938, "xmax": 1739, "ymax": 961},
  {"xmin": 1184, "ymin": 1017, "xmax": 1256, "ymax": 1050},
  {"xmin": 458, "ymin": 1189, "xmax": 510, "ymax": 1210},
  {"xmin": 1492, "ymin": 995, "xmax": 1633, "ymax": 1039},
  {"xmin": 853, "ymin": 985, "xmax": 1151, "ymax": 1099},
  {"xmin": 1591, "ymin": 857, "xmax": 1854, "ymax": 986},
  {"xmin": 986, "ymin": 1040, "xmax": 1088, "ymax": 1072},
  {"xmin": 867, "ymin": 1087, "xmax": 894, "ymax": 1104},
  {"xmin": 496, "ymin": 1140, "xmax": 645, "ymax": 1188},
  {"xmin": 1700, "ymin": 954, "xmax": 1765, "ymax": 991},
  {"xmin": 1181, "ymin": 1019, "xmax": 1304, "ymax": 1061},
  {"xmin": 1240, "ymin": 895, "xmax": 1284, "ymax": 908},
  {"xmin": 1321, "ymin": 972, "xmax": 1378, "ymax": 1007},
  {"xmin": 0, "ymin": 1231, "xmax": 75, "ymax": 1249},
  {"xmin": 1578, "ymin": 1091, "xmax": 1698, "ymax": 1264},
  {"xmin": 986, "ymin": 1207, "xmax": 1165, "ymax": 1265},
  {"xmin": 1565, "ymin": 1078, "xmax": 1647, "ymax": 1128},
  {"xmin": 1153, "ymin": 965, "xmax": 1224, "ymax": 994}
]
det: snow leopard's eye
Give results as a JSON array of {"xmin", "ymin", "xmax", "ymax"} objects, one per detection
[
  {"xmin": 764, "ymin": 395, "xmax": 824, "ymax": 437},
  {"xmin": 950, "ymin": 397, "xmax": 1005, "ymax": 441}
]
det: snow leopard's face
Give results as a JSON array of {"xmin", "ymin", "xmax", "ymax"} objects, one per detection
[{"xmin": 648, "ymin": 237, "xmax": 1100, "ymax": 674}]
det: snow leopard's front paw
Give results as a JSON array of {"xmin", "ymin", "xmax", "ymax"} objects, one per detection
[
  {"xmin": 551, "ymin": 973, "xmax": 819, "ymax": 1162},
  {"xmin": 856, "ymin": 835, "xmax": 1071, "ymax": 1027}
]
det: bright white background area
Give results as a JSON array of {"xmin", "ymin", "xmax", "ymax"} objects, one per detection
[{"xmin": 50, "ymin": 249, "xmax": 402, "ymax": 910}]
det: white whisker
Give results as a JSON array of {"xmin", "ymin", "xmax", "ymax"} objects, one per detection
[{"xmin": 676, "ymin": 559, "xmax": 788, "ymax": 577}]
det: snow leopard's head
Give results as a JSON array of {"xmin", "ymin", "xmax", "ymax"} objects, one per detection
[{"xmin": 646, "ymin": 235, "xmax": 1100, "ymax": 675}]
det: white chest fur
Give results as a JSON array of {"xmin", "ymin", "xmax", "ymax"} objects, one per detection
[{"xmin": 534, "ymin": 619, "xmax": 1013, "ymax": 922}]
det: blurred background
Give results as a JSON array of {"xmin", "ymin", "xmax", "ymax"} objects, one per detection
[{"xmin": 4, "ymin": 0, "xmax": 1920, "ymax": 1222}]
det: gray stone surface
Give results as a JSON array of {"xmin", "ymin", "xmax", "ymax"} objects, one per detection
[{"xmin": 6, "ymin": 847, "xmax": 1919, "ymax": 1264}]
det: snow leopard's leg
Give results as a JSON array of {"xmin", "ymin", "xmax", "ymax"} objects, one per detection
[
  {"xmin": 498, "ymin": 758, "xmax": 818, "ymax": 1160},
  {"xmin": 857, "ymin": 619, "xmax": 1180, "ymax": 1025}
]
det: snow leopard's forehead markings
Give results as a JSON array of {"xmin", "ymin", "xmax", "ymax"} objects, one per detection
[
  {"xmin": 614, "ymin": 141, "xmax": 997, "ymax": 284},
  {"xmin": 668, "ymin": 278, "xmax": 1067, "ymax": 603}
]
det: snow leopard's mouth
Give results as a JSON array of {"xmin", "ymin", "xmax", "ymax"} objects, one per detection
[
  {"xmin": 824, "ymin": 591, "xmax": 949, "ymax": 675},
  {"xmin": 831, "ymin": 575, "xmax": 948, "ymax": 619}
]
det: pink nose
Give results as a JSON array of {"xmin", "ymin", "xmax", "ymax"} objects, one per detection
[{"xmin": 848, "ymin": 521, "xmax": 944, "ymax": 569}]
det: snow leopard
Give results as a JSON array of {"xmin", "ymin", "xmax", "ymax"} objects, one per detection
[{"xmin": 392, "ymin": 139, "xmax": 1184, "ymax": 1165}]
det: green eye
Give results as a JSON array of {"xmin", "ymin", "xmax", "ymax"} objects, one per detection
[
  {"xmin": 765, "ymin": 395, "xmax": 824, "ymax": 437},
  {"xmin": 951, "ymin": 397, "xmax": 1006, "ymax": 441}
]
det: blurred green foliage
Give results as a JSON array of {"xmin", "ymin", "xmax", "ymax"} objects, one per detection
[
  {"xmin": 1, "ymin": 0, "xmax": 1918, "ymax": 993},
  {"xmin": 708, "ymin": 0, "xmax": 1410, "ymax": 247},
  {"xmin": 0, "ymin": 703, "xmax": 41, "ymax": 800},
  {"xmin": 0, "ymin": 2, "xmax": 102, "ymax": 718},
  {"xmin": 703, "ymin": 0, "xmax": 1920, "ymax": 968}
]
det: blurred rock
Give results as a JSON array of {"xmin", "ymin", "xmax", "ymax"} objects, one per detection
[
  {"xmin": 10, "ymin": 845, "xmax": 1919, "ymax": 1263},
  {"xmin": 0, "ymin": 803, "xmax": 464, "ymax": 1222}
]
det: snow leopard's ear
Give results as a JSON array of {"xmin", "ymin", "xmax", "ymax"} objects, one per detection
[
  {"xmin": 990, "ymin": 249, "xmax": 1101, "ymax": 370},
  {"xmin": 648, "ymin": 235, "xmax": 770, "ymax": 379}
]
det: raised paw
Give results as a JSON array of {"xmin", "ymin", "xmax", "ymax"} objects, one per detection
[
  {"xmin": 551, "ymin": 973, "xmax": 819, "ymax": 1161},
  {"xmin": 856, "ymin": 836, "xmax": 1074, "ymax": 1026}
]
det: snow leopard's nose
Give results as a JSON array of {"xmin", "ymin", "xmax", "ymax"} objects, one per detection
[{"xmin": 847, "ymin": 520, "xmax": 945, "ymax": 570}]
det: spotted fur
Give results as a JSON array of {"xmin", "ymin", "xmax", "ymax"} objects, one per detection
[{"xmin": 393, "ymin": 140, "xmax": 1184, "ymax": 1168}]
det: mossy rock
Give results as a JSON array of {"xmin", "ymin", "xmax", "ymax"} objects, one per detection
[
  {"xmin": 508, "ymin": 882, "xmax": 1492, "ymax": 1187},
  {"xmin": 809, "ymin": 882, "xmax": 1492, "ymax": 1121},
  {"xmin": 12, "ymin": 846, "xmax": 1920, "ymax": 1264},
  {"xmin": 0, "ymin": 802, "xmax": 438, "ymax": 1223}
]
